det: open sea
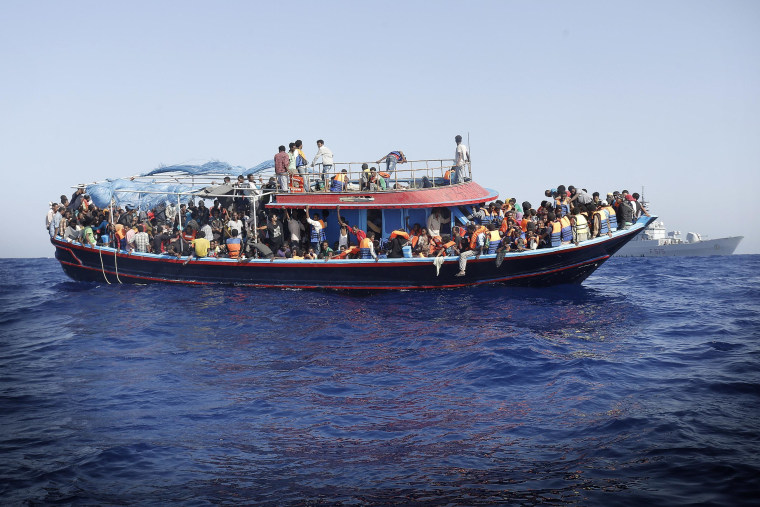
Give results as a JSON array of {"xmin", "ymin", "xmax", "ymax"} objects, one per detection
[{"xmin": 0, "ymin": 255, "xmax": 758, "ymax": 505}]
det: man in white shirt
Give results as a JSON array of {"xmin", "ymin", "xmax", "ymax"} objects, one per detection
[
  {"xmin": 426, "ymin": 208, "xmax": 450, "ymax": 238},
  {"xmin": 311, "ymin": 139, "xmax": 334, "ymax": 188},
  {"xmin": 453, "ymin": 134, "xmax": 469, "ymax": 184}
]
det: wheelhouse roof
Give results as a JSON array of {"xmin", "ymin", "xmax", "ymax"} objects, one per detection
[{"xmin": 268, "ymin": 181, "xmax": 499, "ymax": 209}]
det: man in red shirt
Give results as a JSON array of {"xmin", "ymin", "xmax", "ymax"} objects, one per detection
[
  {"xmin": 274, "ymin": 145, "xmax": 290, "ymax": 192},
  {"xmin": 336, "ymin": 206, "xmax": 366, "ymax": 245}
]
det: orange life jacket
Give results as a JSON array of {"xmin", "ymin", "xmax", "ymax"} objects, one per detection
[
  {"xmin": 410, "ymin": 235, "xmax": 419, "ymax": 248},
  {"xmin": 469, "ymin": 226, "xmax": 488, "ymax": 250},
  {"xmin": 443, "ymin": 240, "xmax": 455, "ymax": 249},
  {"xmin": 359, "ymin": 237, "xmax": 372, "ymax": 248},
  {"xmin": 227, "ymin": 241, "xmax": 241, "ymax": 258},
  {"xmin": 520, "ymin": 218, "xmax": 529, "ymax": 233},
  {"xmin": 500, "ymin": 217, "xmax": 509, "ymax": 234},
  {"xmin": 289, "ymin": 175, "xmax": 305, "ymax": 193},
  {"xmin": 379, "ymin": 171, "xmax": 391, "ymax": 179},
  {"xmin": 389, "ymin": 230, "xmax": 410, "ymax": 240}
]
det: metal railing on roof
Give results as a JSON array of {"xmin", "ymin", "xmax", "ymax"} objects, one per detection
[{"xmin": 290, "ymin": 159, "xmax": 472, "ymax": 192}]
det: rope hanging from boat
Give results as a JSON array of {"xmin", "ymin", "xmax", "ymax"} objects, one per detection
[
  {"xmin": 113, "ymin": 248, "xmax": 122, "ymax": 284},
  {"xmin": 98, "ymin": 247, "xmax": 111, "ymax": 285}
]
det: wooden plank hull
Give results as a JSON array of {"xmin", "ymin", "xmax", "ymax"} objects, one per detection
[{"xmin": 53, "ymin": 217, "xmax": 655, "ymax": 290}]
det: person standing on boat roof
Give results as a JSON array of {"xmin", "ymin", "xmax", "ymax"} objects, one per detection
[
  {"xmin": 376, "ymin": 150, "xmax": 407, "ymax": 175},
  {"xmin": 311, "ymin": 139, "xmax": 334, "ymax": 188},
  {"xmin": 452, "ymin": 135, "xmax": 470, "ymax": 184},
  {"xmin": 274, "ymin": 145, "xmax": 290, "ymax": 192},
  {"xmin": 287, "ymin": 143, "xmax": 298, "ymax": 177},
  {"xmin": 294, "ymin": 140, "xmax": 309, "ymax": 178}
]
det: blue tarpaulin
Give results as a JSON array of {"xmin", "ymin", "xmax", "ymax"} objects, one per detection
[{"xmin": 86, "ymin": 160, "xmax": 275, "ymax": 210}]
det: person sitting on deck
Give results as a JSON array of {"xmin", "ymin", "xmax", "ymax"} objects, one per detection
[
  {"xmin": 133, "ymin": 225, "xmax": 151, "ymax": 253},
  {"xmin": 571, "ymin": 206, "xmax": 590, "ymax": 244},
  {"xmin": 455, "ymin": 223, "xmax": 486, "ymax": 277},
  {"xmin": 275, "ymin": 241, "xmax": 291, "ymax": 258},
  {"xmin": 207, "ymin": 239, "xmax": 220, "ymax": 258},
  {"xmin": 367, "ymin": 167, "xmax": 387, "ymax": 191},
  {"xmin": 486, "ymin": 223, "xmax": 502, "ymax": 254},
  {"xmin": 190, "ymin": 230, "xmax": 210, "ymax": 258},
  {"xmin": 330, "ymin": 169, "xmax": 349, "ymax": 192},
  {"xmin": 591, "ymin": 203, "xmax": 613, "ymax": 238},
  {"xmin": 359, "ymin": 163, "xmax": 371, "ymax": 191},
  {"xmin": 414, "ymin": 227, "xmax": 431, "ymax": 257},
  {"xmin": 387, "ymin": 229, "xmax": 410, "ymax": 258},
  {"xmin": 226, "ymin": 229, "xmax": 242, "ymax": 258},
  {"xmin": 319, "ymin": 241, "xmax": 334, "ymax": 259},
  {"xmin": 356, "ymin": 231, "xmax": 378, "ymax": 260}
]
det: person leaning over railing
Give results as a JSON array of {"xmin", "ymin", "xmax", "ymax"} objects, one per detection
[{"xmin": 376, "ymin": 150, "xmax": 407, "ymax": 176}]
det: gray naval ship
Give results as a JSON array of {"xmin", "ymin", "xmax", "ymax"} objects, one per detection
[{"xmin": 615, "ymin": 219, "xmax": 743, "ymax": 257}]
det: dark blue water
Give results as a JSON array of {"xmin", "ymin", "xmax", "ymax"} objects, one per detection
[{"xmin": 1, "ymin": 256, "xmax": 758, "ymax": 505}]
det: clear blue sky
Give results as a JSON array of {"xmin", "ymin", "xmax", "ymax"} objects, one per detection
[{"xmin": 2, "ymin": 0, "xmax": 758, "ymax": 257}]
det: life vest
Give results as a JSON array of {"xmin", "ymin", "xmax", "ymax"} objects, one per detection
[
  {"xmin": 443, "ymin": 169, "xmax": 451, "ymax": 181},
  {"xmin": 573, "ymin": 214, "xmax": 590, "ymax": 237},
  {"xmin": 602, "ymin": 206, "xmax": 618, "ymax": 231},
  {"xmin": 379, "ymin": 171, "xmax": 391, "ymax": 179},
  {"xmin": 594, "ymin": 210, "xmax": 610, "ymax": 235},
  {"xmin": 289, "ymin": 175, "xmax": 305, "ymax": 193},
  {"xmin": 389, "ymin": 230, "xmax": 410, "ymax": 241},
  {"xmin": 520, "ymin": 218, "xmax": 529, "ymax": 233},
  {"xmin": 330, "ymin": 174, "xmax": 346, "ymax": 192},
  {"xmin": 487, "ymin": 230, "xmax": 502, "ymax": 254},
  {"xmin": 311, "ymin": 220, "xmax": 327, "ymax": 242},
  {"xmin": 358, "ymin": 237, "xmax": 373, "ymax": 259},
  {"xmin": 555, "ymin": 196, "xmax": 570, "ymax": 217},
  {"xmin": 550, "ymin": 221, "xmax": 562, "ymax": 247},
  {"xmin": 227, "ymin": 240, "xmax": 241, "ymax": 258},
  {"xmin": 559, "ymin": 216, "xmax": 572, "ymax": 243},
  {"xmin": 469, "ymin": 226, "xmax": 488, "ymax": 250},
  {"xmin": 499, "ymin": 218, "xmax": 509, "ymax": 234},
  {"xmin": 181, "ymin": 230, "xmax": 196, "ymax": 242},
  {"xmin": 410, "ymin": 235, "xmax": 419, "ymax": 248}
]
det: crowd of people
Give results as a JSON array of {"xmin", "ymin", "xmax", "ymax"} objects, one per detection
[{"xmin": 45, "ymin": 177, "xmax": 648, "ymax": 272}]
